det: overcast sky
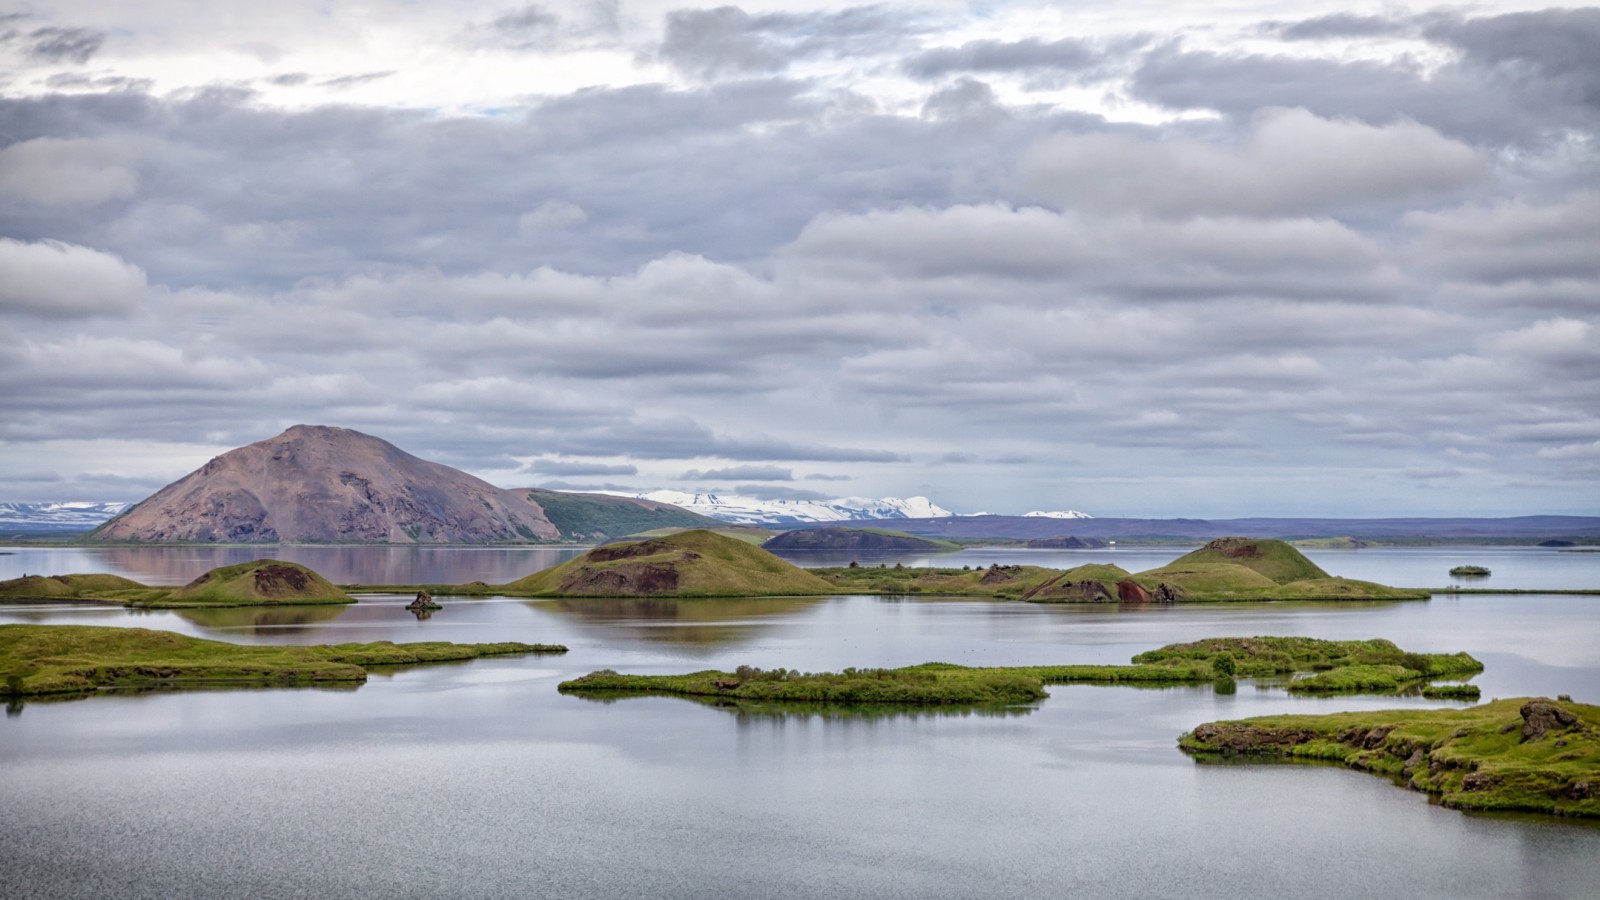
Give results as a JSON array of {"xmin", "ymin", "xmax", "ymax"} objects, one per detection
[{"xmin": 1, "ymin": 1, "xmax": 1597, "ymax": 517}]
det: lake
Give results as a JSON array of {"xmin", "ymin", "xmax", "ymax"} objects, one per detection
[{"xmin": 2, "ymin": 545, "xmax": 1598, "ymax": 898}]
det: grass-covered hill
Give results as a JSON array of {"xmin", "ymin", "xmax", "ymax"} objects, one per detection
[
  {"xmin": 761, "ymin": 527, "xmax": 958, "ymax": 552},
  {"xmin": 1179, "ymin": 697, "xmax": 1600, "ymax": 818},
  {"xmin": 0, "ymin": 573, "xmax": 146, "ymax": 601},
  {"xmin": 1156, "ymin": 536, "xmax": 1331, "ymax": 583},
  {"xmin": 519, "ymin": 488, "xmax": 721, "ymax": 542},
  {"xmin": 507, "ymin": 530, "xmax": 834, "ymax": 597},
  {"xmin": 151, "ymin": 559, "xmax": 354, "ymax": 607}
]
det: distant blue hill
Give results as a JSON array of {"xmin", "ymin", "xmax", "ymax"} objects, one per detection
[{"xmin": 781, "ymin": 515, "xmax": 1600, "ymax": 543}]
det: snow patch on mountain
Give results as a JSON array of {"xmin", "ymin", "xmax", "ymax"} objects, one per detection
[
  {"xmin": 595, "ymin": 491, "xmax": 954, "ymax": 526},
  {"xmin": 1023, "ymin": 510, "xmax": 1094, "ymax": 519},
  {"xmin": 0, "ymin": 501, "xmax": 131, "ymax": 531}
]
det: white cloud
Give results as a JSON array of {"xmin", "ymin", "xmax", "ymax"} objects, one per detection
[
  {"xmin": 0, "ymin": 240, "xmax": 148, "ymax": 318},
  {"xmin": 1021, "ymin": 108, "xmax": 1488, "ymax": 217},
  {"xmin": 0, "ymin": 138, "xmax": 138, "ymax": 207}
]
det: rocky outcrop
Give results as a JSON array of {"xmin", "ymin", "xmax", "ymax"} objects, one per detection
[
  {"xmin": 1022, "ymin": 578, "xmax": 1114, "ymax": 602},
  {"xmin": 1522, "ymin": 700, "xmax": 1579, "ymax": 741},
  {"xmin": 1116, "ymin": 580, "xmax": 1182, "ymax": 603}
]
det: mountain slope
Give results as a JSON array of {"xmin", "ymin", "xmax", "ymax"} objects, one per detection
[{"xmin": 93, "ymin": 425, "xmax": 559, "ymax": 544}]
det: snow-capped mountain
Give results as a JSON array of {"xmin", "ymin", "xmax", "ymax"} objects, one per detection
[
  {"xmin": 596, "ymin": 491, "xmax": 954, "ymax": 526},
  {"xmin": 0, "ymin": 501, "xmax": 130, "ymax": 531},
  {"xmin": 1023, "ymin": 510, "xmax": 1094, "ymax": 519}
]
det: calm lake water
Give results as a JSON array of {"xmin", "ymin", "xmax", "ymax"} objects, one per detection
[{"xmin": 3, "ymin": 546, "xmax": 1599, "ymax": 899}]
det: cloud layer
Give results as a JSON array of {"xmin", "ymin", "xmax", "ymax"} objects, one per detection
[{"xmin": 1, "ymin": 2, "xmax": 1596, "ymax": 516}]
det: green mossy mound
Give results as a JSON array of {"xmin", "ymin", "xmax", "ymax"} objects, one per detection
[
  {"xmin": 0, "ymin": 624, "xmax": 566, "ymax": 699},
  {"xmin": 147, "ymin": 559, "xmax": 354, "ymax": 607},
  {"xmin": 1179, "ymin": 697, "xmax": 1600, "ymax": 819},
  {"xmin": 1164, "ymin": 537, "xmax": 1331, "ymax": 584},
  {"xmin": 0, "ymin": 573, "xmax": 146, "ymax": 601},
  {"xmin": 1133, "ymin": 636, "xmax": 1483, "ymax": 688},
  {"xmin": 508, "ymin": 530, "xmax": 834, "ymax": 597}
]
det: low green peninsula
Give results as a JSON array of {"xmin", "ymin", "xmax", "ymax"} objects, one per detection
[
  {"xmin": 1179, "ymin": 697, "xmax": 1600, "ymax": 819},
  {"xmin": 0, "ymin": 560, "xmax": 354, "ymax": 609},
  {"xmin": 0, "ymin": 624, "xmax": 565, "ymax": 699},
  {"xmin": 559, "ymin": 636, "xmax": 1482, "ymax": 705},
  {"xmin": 813, "ymin": 537, "xmax": 1430, "ymax": 603}
]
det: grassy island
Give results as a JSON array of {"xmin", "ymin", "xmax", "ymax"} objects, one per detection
[
  {"xmin": 1449, "ymin": 565, "xmax": 1492, "ymax": 577},
  {"xmin": 507, "ymin": 529, "xmax": 833, "ymax": 597},
  {"xmin": 0, "ymin": 624, "xmax": 565, "ymax": 699},
  {"xmin": 559, "ymin": 636, "xmax": 1483, "ymax": 706},
  {"xmin": 1179, "ymin": 697, "xmax": 1600, "ymax": 818}
]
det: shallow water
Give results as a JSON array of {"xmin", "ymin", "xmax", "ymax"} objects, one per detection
[
  {"xmin": 3, "ymin": 578, "xmax": 1600, "ymax": 898},
  {"xmin": 4, "ymin": 541, "xmax": 1597, "ymax": 590}
]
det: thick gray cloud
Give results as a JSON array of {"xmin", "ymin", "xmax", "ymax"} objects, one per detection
[
  {"xmin": 26, "ymin": 26, "xmax": 104, "ymax": 64},
  {"xmin": 904, "ymin": 37, "xmax": 1101, "ymax": 79},
  {"xmin": 681, "ymin": 464, "xmax": 794, "ymax": 481},
  {"xmin": 1133, "ymin": 8, "xmax": 1600, "ymax": 148},
  {"xmin": 0, "ymin": 2, "xmax": 1595, "ymax": 517}
]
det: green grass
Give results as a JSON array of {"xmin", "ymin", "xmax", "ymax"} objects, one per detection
[
  {"xmin": 507, "ymin": 530, "xmax": 834, "ymax": 597},
  {"xmin": 1422, "ymin": 683, "xmax": 1482, "ymax": 700},
  {"xmin": 1164, "ymin": 537, "xmax": 1332, "ymax": 584},
  {"xmin": 1133, "ymin": 636, "xmax": 1483, "ymax": 684},
  {"xmin": 1179, "ymin": 697, "xmax": 1600, "ymax": 818},
  {"xmin": 0, "ymin": 624, "xmax": 566, "ymax": 699},
  {"xmin": 0, "ymin": 573, "xmax": 146, "ymax": 601},
  {"xmin": 559, "ymin": 636, "xmax": 1482, "ymax": 708},
  {"xmin": 521, "ymin": 488, "xmax": 720, "ymax": 542},
  {"xmin": 1450, "ymin": 565, "xmax": 1491, "ymax": 577}
]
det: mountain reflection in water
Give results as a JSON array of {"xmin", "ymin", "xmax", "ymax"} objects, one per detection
[
  {"xmin": 171, "ymin": 605, "xmax": 353, "ymax": 634},
  {"xmin": 538, "ymin": 595, "xmax": 825, "ymax": 647}
]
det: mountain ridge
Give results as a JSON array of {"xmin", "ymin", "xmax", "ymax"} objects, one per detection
[{"xmin": 88, "ymin": 426, "xmax": 714, "ymax": 544}]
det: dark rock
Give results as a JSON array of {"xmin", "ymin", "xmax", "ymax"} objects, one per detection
[
  {"xmin": 1117, "ymin": 580, "xmax": 1151, "ymax": 603},
  {"xmin": 1521, "ymin": 700, "xmax": 1579, "ymax": 741}
]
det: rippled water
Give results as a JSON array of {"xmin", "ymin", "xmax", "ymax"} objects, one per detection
[{"xmin": 2, "ymin": 547, "xmax": 1598, "ymax": 898}]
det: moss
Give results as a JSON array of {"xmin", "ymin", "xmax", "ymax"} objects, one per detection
[
  {"xmin": 0, "ymin": 573, "xmax": 146, "ymax": 602},
  {"xmin": 0, "ymin": 624, "xmax": 565, "ymax": 699},
  {"xmin": 560, "ymin": 636, "xmax": 1482, "ymax": 708},
  {"xmin": 507, "ymin": 530, "xmax": 834, "ymax": 597},
  {"xmin": 1179, "ymin": 698, "xmax": 1600, "ymax": 819}
]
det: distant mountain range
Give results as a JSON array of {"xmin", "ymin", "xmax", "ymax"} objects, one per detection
[
  {"xmin": 77, "ymin": 426, "xmax": 714, "ymax": 544},
  {"xmin": 841, "ymin": 515, "xmax": 1600, "ymax": 543},
  {"xmin": 596, "ymin": 490, "xmax": 955, "ymax": 526},
  {"xmin": 0, "ymin": 502, "xmax": 131, "ymax": 532}
]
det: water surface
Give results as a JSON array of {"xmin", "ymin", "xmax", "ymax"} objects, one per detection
[{"xmin": 3, "ymin": 580, "xmax": 1599, "ymax": 898}]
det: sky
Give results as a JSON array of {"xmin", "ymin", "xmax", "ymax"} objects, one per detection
[{"xmin": 1, "ymin": 1, "xmax": 1597, "ymax": 518}]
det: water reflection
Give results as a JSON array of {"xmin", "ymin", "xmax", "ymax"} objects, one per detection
[
  {"xmin": 172, "ymin": 605, "xmax": 352, "ymax": 634},
  {"xmin": 3, "ymin": 545, "xmax": 588, "ymax": 586},
  {"xmin": 537, "ymin": 595, "xmax": 826, "ymax": 647}
]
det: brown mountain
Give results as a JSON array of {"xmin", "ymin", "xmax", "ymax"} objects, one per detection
[{"xmin": 91, "ymin": 425, "xmax": 713, "ymax": 544}]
